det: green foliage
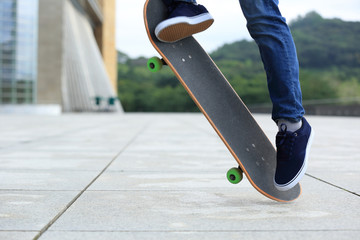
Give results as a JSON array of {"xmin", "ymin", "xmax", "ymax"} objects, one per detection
[
  {"xmin": 290, "ymin": 11, "xmax": 360, "ymax": 69},
  {"xmin": 117, "ymin": 58, "xmax": 197, "ymax": 112},
  {"xmin": 299, "ymin": 69, "xmax": 338, "ymax": 100},
  {"xmin": 211, "ymin": 40, "xmax": 260, "ymax": 63},
  {"xmin": 118, "ymin": 12, "xmax": 360, "ymax": 112}
]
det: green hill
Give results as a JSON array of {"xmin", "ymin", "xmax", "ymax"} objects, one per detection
[
  {"xmin": 212, "ymin": 11, "xmax": 360, "ymax": 68},
  {"xmin": 291, "ymin": 12, "xmax": 360, "ymax": 68},
  {"xmin": 118, "ymin": 12, "xmax": 360, "ymax": 112}
]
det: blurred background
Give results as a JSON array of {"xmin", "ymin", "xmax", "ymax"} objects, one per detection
[
  {"xmin": 0, "ymin": 0, "xmax": 121, "ymax": 114},
  {"xmin": 1, "ymin": 0, "xmax": 359, "ymax": 115}
]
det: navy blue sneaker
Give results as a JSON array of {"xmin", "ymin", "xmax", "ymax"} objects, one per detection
[
  {"xmin": 274, "ymin": 117, "xmax": 314, "ymax": 191},
  {"xmin": 155, "ymin": 2, "xmax": 214, "ymax": 43}
]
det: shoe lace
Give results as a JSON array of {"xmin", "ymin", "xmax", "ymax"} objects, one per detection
[{"xmin": 276, "ymin": 124, "xmax": 297, "ymax": 162}]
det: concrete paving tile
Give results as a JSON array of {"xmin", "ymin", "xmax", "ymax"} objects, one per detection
[
  {"xmin": 0, "ymin": 232, "xmax": 38, "ymax": 240},
  {"xmin": 12, "ymin": 145, "xmax": 120, "ymax": 156},
  {"xmin": 0, "ymin": 191, "xmax": 78, "ymax": 231},
  {"xmin": 40, "ymin": 230, "xmax": 360, "ymax": 240},
  {"xmin": 48, "ymin": 177, "xmax": 359, "ymax": 233},
  {"xmin": 108, "ymin": 151, "xmax": 231, "ymax": 172},
  {"xmin": 307, "ymin": 171, "xmax": 360, "ymax": 194},
  {"xmin": 0, "ymin": 170, "xmax": 100, "ymax": 191},
  {"xmin": 0, "ymin": 114, "xmax": 149, "ymax": 153},
  {"xmin": 106, "ymin": 117, "xmax": 234, "ymax": 172},
  {"xmin": 0, "ymin": 117, "xmax": 96, "ymax": 148},
  {"xmin": 88, "ymin": 171, "xmax": 251, "ymax": 191},
  {"xmin": 123, "ymin": 136, "xmax": 221, "ymax": 155},
  {"xmin": 303, "ymin": 116, "xmax": 360, "ymax": 194},
  {"xmin": 0, "ymin": 157, "xmax": 114, "ymax": 171},
  {"xmin": 0, "ymin": 113, "xmax": 359, "ymax": 240},
  {"xmin": 308, "ymin": 155, "xmax": 360, "ymax": 172},
  {"xmin": 0, "ymin": 151, "xmax": 115, "ymax": 160},
  {"xmin": 0, "ymin": 136, "xmax": 133, "ymax": 156}
]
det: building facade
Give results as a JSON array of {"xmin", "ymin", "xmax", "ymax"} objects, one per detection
[
  {"xmin": 0, "ymin": 0, "xmax": 38, "ymax": 105},
  {"xmin": 0, "ymin": 0, "xmax": 122, "ymax": 113}
]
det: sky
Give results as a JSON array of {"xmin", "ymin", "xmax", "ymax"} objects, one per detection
[{"xmin": 116, "ymin": 0, "xmax": 360, "ymax": 58}]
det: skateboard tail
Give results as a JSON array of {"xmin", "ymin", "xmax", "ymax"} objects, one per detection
[{"xmin": 144, "ymin": 0, "xmax": 301, "ymax": 202}]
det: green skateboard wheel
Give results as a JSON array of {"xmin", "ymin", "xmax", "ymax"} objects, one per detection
[
  {"xmin": 227, "ymin": 167, "xmax": 243, "ymax": 184},
  {"xmin": 147, "ymin": 57, "xmax": 163, "ymax": 72}
]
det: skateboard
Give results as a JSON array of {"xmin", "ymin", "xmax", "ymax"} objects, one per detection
[{"xmin": 144, "ymin": 0, "xmax": 301, "ymax": 202}]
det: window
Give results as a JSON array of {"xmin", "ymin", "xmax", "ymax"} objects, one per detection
[{"xmin": 0, "ymin": 0, "xmax": 38, "ymax": 104}]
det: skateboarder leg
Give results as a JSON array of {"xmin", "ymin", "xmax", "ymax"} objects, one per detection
[{"xmin": 155, "ymin": 0, "xmax": 314, "ymax": 191}]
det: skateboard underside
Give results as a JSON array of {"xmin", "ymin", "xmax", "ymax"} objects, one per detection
[{"xmin": 144, "ymin": 0, "xmax": 301, "ymax": 202}]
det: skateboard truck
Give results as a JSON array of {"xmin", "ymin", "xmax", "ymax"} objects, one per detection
[{"xmin": 147, "ymin": 56, "xmax": 167, "ymax": 73}]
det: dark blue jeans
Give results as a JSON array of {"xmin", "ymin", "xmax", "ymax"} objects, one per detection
[{"xmin": 162, "ymin": 0, "xmax": 305, "ymax": 122}]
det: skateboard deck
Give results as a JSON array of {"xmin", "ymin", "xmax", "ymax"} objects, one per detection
[{"xmin": 144, "ymin": 0, "xmax": 301, "ymax": 202}]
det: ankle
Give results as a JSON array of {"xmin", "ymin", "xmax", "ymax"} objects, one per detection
[{"xmin": 277, "ymin": 119, "xmax": 302, "ymax": 132}]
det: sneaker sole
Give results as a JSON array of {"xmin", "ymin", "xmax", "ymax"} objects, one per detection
[
  {"xmin": 155, "ymin": 13, "xmax": 214, "ymax": 43},
  {"xmin": 274, "ymin": 128, "xmax": 315, "ymax": 191}
]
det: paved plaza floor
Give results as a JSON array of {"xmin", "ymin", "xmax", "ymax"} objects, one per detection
[{"xmin": 0, "ymin": 113, "xmax": 359, "ymax": 239}]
